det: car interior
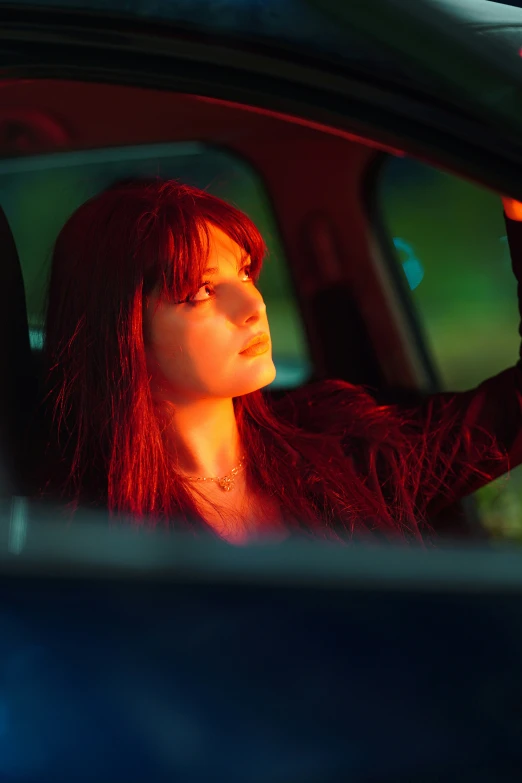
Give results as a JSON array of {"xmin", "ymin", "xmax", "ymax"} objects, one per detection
[{"xmin": 1, "ymin": 77, "xmax": 521, "ymax": 540}]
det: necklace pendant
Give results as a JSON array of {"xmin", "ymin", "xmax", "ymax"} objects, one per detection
[
  {"xmin": 218, "ymin": 476, "xmax": 234, "ymax": 492},
  {"xmin": 188, "ymin": 456, "xmax": 245, "ymax": 489}
]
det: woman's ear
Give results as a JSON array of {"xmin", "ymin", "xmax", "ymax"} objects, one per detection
[{"xmin": 502, "ymin": 197, "xmax": 522, "ymax": 222}]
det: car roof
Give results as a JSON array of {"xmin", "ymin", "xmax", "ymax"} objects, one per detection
[
  {"xmin": 3, "ymin": 0, "xmax": 522, "ymax": 134},
  {"xmin": 3, "ymin": 0, "xmax": 522, "ymax": 68},
  {"xmin": 3, "ymin": 0, "xmax": 410, "ymax": 78}
]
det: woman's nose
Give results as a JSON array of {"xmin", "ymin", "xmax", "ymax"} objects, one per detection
[{"xmin": 231, "ymin": 285, "xmax": 266, "ymax": 325}]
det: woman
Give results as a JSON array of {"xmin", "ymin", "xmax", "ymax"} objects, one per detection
[{"xmin": 40, "ymin": 179, "xmax": 522, "ymax": 544}]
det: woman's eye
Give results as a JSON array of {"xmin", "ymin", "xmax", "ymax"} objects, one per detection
[
  {"xmin": 186, "ymin": 266, "xmax": 253, "ymax": 303},
  {"xmin": 190, "ymin": 282, "xmax": 214, "ymax": 302}
]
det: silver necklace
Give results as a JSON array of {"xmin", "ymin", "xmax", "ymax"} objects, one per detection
[{"xmin": 187, "ymin": 456, "xmax": 246, "ymax": 492}]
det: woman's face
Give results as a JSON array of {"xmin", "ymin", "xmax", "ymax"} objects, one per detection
[{"xmin": 143, "ymin": 223, "xmax": 276, "ymax": 403}]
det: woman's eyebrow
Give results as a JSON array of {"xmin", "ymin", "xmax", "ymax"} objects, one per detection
[{"xmin": 202, "ymin": 255, "xmax": 251, "ymax": 276}]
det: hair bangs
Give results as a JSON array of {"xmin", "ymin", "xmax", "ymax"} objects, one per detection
[
  {"xmin": 141, "ymin": 184, "xmax": 267, "ymax": 304},
  {"xmin": 202, "ymin": 199, "xmax": 267, "ymax": 281},
  {"xmin": 153, "ymin": 212, "xmax": 213, "ymax": 304}
]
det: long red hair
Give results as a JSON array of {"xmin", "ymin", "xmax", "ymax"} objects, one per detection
[{"xmin": 40, "ymin": 178, "xmax": 505, "ymax": 541}]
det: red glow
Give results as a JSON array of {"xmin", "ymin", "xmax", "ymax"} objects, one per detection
[{"xmin": 194, "ymin": 96, "xmax": 405, "ymax": 157}]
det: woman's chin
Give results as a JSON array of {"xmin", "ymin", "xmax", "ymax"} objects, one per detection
[
  {"xmin": 259, "ymin": 362, "xmax": 277, "ymax": 389},
  {"xmin": 231, "ymin": 360, "xmax": 277, "ymax": 396}
]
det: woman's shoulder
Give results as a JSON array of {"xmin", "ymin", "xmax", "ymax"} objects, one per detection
[{"xmin": 269, "ymin": 378, "xmax": 390, "ymax": 439}]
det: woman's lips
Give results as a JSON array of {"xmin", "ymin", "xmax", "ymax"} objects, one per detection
[
  {"xmin": 239, "ymin": 333, "xmax": 270, "ymax": 356},
  {"xmin": 240, "ymin": 341, "xmax": 270, "ymax": 357}
]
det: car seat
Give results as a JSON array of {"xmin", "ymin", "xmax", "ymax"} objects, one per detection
[{"xmin": 0, "ymin": 205, "xmax": 39, "ymax": 495}]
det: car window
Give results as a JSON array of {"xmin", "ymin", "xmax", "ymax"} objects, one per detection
[
  {"xmin": 0, "ymin": 142, "xmax": 311, "ymax": 389},
  {"xmin": 378, "ymin": 156, "xmax": 522, "ymax": 540}
]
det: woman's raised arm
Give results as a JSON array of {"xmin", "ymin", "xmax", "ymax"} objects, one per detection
[{"xmin": 409, "ymin": 200, "xmax": 522, "ymax": 517}]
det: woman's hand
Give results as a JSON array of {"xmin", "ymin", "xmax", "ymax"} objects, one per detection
[{"xmin": 503, "ymin": 197, "xmax": 522, "ymax": 222}]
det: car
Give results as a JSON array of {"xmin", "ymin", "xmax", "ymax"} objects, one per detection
[
  {"xmin": 2, "ymin": 1, "xmax": 522, "ymax": 780},
  {"xmin": 2, "ymin": 0, "xmax": 522, "ymax": 538}
]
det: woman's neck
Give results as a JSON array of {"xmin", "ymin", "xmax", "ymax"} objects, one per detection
[{"xmin": 157, "ymin": 396, "xmax": 243, "ymax": 479}]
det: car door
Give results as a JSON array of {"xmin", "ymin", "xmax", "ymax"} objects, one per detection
[{"xmin": 1, "ymin": 0, "xmax": 522, "ymax": 539}]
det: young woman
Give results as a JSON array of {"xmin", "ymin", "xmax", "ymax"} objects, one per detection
[{"xmin": 39, "ymin": 179, "xmax": 522, "ymax": 544}]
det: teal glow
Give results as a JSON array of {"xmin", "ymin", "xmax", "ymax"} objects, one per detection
[{"xmin": 393, "ymin": 237, "xmax": 425, "ymax": 290}]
